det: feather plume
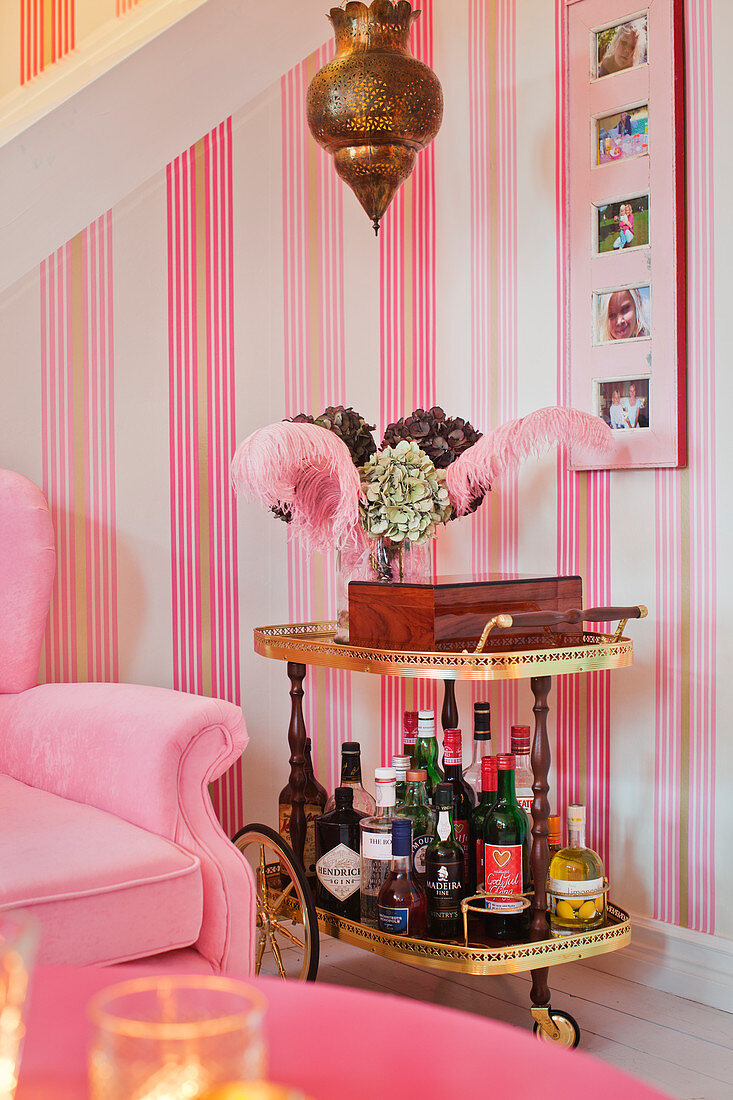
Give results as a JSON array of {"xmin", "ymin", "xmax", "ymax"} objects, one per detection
[
  {"xmin": 445, "ymin": 407, "xmax": 614, "ymax": 516},
  {"xmin": 231, "ymin": 421, "xmax": 362, "ymax": 553}
]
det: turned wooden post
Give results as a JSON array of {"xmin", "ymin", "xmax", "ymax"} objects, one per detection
[
  {"xmin": 529, "ymin": 674, "xmax": 552, "ymax": 1007},
  {"xmin": 441, "ymin": 679, "xmax": 458, "ymax": 731},
  {"xmin": 286, "ymin": 662, "xmax": 308, "ymax": 869}
]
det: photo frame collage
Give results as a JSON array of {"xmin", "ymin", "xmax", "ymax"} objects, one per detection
[{"xmin": 592, "ymin": 13, "xmax": 651, "ymax": 434}]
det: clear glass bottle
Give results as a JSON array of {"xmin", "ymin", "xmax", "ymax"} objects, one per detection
[
  {"xmin": 323, "ymin": 742, "xmax": 376, "ymax": 816},
  {"xmin": 314, "ymin": 787, "xmax": 364, "ymax": 921},
  {"xmin": 463, "ymin": 701, "xmax": 492, "ymax": 799},
  {"xmin": 549, "ymin": 804, "xmax": 606, "ymax": 937},
  {"xmin": 482, "ymin": 753, "xmax": 530, "ymax": 940},
  {"xmin": 359, "ymin": 768, "xmax": 398, "ymax": 928},
  {"xmin": 442, "ymin": 729, "xmax": 476, "ymax": 891},
  {"xmin": 425, "ymin": 783, "xmax": 464, "ymax": 941},
  {"xmin": 378, "ymin": 818, "xmax": 427, "ymax": 936},
  {"xmin": 469, "ymin": 755, "xmax": 497, "ymax": 896},
  {"xmin": 414, "ymin": 710, "xmax": 444, "ymax": 800},
  {"xmin": 511, "ymin": 725, "xmax": 534, "ymax": 818},
  {"xmin": 395, "ymin": 768, "xmax": 435, "ymax": 885},
  {"xmin": 402, "ymin": 710, "xmax": 419, "ymax": 768},
  {"xmin": 392, "ymin": 754, "xmax": 411, "ymax": 804}
]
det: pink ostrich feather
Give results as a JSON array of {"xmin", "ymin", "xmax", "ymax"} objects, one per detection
[
  {"xmin": 445, "ymin": 406, "xmax": 614, "ymax": 516},
  {"xmin": 230, "ymin": 421, "xmax": 362, "ymax": 553}
]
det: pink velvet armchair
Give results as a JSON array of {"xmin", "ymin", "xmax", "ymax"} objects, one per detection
[{"xmin": 0, "ymin": 469, "xmax": 256, "ymax": 973}]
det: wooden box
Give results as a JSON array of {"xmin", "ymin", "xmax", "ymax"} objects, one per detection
[{"xmin": 347, "ymin": 573, "xmax": 583, "ymax": 652}]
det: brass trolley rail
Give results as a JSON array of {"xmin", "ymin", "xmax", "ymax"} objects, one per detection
[{"xmin": 246, "ymin": 603, "xmax": 646, "ymax": 1048}]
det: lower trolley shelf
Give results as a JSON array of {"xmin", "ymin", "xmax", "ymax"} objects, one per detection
[{"xmin": 310, "ymin": 901, "xmax": 630, "ymax": 977}]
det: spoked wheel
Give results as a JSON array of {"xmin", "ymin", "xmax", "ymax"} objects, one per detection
[
  {"xmin": 532, "ymin": 1008, "xmax": 581, "ymax": 1048},
  {"xmin": 233, "ymin": 823, "xmax": 319, "ymax": 982}
]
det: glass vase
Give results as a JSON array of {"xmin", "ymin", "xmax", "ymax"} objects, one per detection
[{"xmin": 336, "ymin": 533, "xmax": 433, "ymax": 644}]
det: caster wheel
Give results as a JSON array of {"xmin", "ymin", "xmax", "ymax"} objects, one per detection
[
  {"xmin": 233, "ymin": 823, "xmax": 320, "ymax": 982},
  {"xmin": 533, "ymin": 1009, "xmax": 581, "ymax": 1048}
]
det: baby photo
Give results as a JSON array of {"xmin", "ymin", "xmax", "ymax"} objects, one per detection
[
  {"xmin": 596, "ymin": 16, "xmax": 648, "ymax": 78},
  {"xmin": 596, "ymin": 195, "xmax": 649, "ymax": 253},
  {"xmin": 597, "ymin": 105, "xmax": 649, "ymax": 165},
  {"xmin": 594, "ymin": 284, "xmax": 650, "ymax": 343},
  {"xmin": 598, "ymin": 378, "xmax": 650, "ymax": 429}
]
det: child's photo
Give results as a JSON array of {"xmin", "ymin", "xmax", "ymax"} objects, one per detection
[
  {"xmin": 596, "ymin": 105, "xmax": 649, "ymax": 165},
  {"xmin": 596, "ymin": 17, "xmax": 648, "ymax": 79},
  {"xmin": 596, "ymin": 195, "xmax": 649, "ymax": 253},
  {"xmin": 594, "ymin": 285, "xmax": 651, "ymax": 344},
  {"xmin": 598, "ymin": 378, "xmax": 650, "ymax": 430}
]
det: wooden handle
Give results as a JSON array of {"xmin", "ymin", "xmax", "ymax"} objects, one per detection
[{"xmin": 495, "ymin": 605, "xmax": 647, "ymax": 628}]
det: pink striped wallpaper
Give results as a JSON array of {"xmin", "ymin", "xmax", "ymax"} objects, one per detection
[
  {"xmin": 0, "ymin": 0, "xmax": 723, "ymax": 938},
  {"xmin": 20, "ymin": 0, "xmax": 75, "ymax": 85},
  {"xmin": 40, "ymin": 213, "xmax": 118, "ymax": 686},
  {"xmin": 165, "ymin": 120, "xmax": 243, "ymax": 836}
]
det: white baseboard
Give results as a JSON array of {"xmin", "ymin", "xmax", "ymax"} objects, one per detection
[{"xmin": 582, "ymin": 913, "xmax": 733, "ymax": 1014}]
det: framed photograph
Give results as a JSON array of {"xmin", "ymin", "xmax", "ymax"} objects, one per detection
[
  {"xmin": 595, "ymin": 15, "xmax": 648, "ymax": 78},
  {"xmin": 593, "ymin": 284, "xmax": 651, "ymax": 344},
  {"xmin": 596, "ymin": 104, "xmax": 648, "ymax": 164},
  {"xmin": 566, "ymin": 0, "xmax": 686, "ymax": 470},
  {"xmin": 595, "ymin": 194, "xmax": 649, "ymax": 253},
  {"xmin": 597, "ymin": 377, "xmax": 651, "ymax": 429}
]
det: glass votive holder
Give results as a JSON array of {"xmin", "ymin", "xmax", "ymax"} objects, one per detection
[
  {"xmin": 0, "ymin": 910, "xmax": 38, "ymax": 1100},
  {"xmin": 88, "ymin": 975, "xmax": 267, "ymax": 1100}
]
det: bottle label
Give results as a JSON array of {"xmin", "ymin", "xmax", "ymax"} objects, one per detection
[
  {"xmin": 412, "ymin": 832, "xmax": 432, "ymax": 876},
  {"xmin": 361, "ymin": 831, "xmax": 392, "ymax": 860},
  {"xmin": 444, "ymin": 747, "xmax": 461, "ymax": 767},
  {"xmin": 279, "ymin": 803, "xmax": 321, "ymax": 874},
  {"xmin": 454, "ymin": 820, "xmax": 470, "ymax": 881},
  {"xmin": 516, "ymin": 794, "xmax": 533, "ymax": 813},
  {"xmin": 425, "ymin": 856, "xmax": 463, "ymax": 920},
  {"xmin": 375, "ymin": 785, "xmax": 396, "ymax": 809},
  {"xmin": 549, "ymin": 876, "xmax": 604, "ymax": 899},
  {"xmin": 378, "ymin": 905, "xmax": 409, "ymax": 934},
  {"xmin": 476, "ymin": 838, "xmax": 485, "ymax": 886},
  {"xmin": 341, "ymin": 759, "xmax": 362, "ymax": 783},
  {"xmin": 403, "ymin": 735, "xmax": 416, "ymax": 749},
  {"xmin": 316, "ymin": 842, "xmax": 361, "ymax": 900},
  {"xmin": 484, "ymin": 843, "xmax": 524, "ymax": 913},
  {"xmin": 436, "ymin": 811, "xmax": 451, "ymax": 841}
]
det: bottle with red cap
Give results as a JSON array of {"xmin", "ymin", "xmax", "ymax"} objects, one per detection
[
  {"xmin": 482, "ymin": 753, "xmax": 530, "ymax": 940},
  {"xmin": 442, "ymin": 729, "xmax": 476, "ymax": 891},
  {"xmin": 469, "ymin": 755, "xmax": 497, "ymax": 895},
  {"xmin": 511, "ymin": 725, "xmax": 534, "ymax": 819},
  {"xmin": 402, "ymin": 711, "xmax": 419, "ymax": 768}
]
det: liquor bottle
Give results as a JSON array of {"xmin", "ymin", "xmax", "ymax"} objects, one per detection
[
  {"xmin": 511, "ymin": 725, "xmax": 534, "ymax": 819},
  {"xmin": 360, "ymin": 768, "xmax": 398, "ymax": 928},
  {"xmin": 323, "ymin": 742, "xmax": 376, "ymax": 816},
  {"xmin": 469, "ymin": 755, "xmax": 497, "ymax": 896},
  {"xmin": 425, "ymin": 783, "xmax": 464, "ymax": 941},
  {"xmin": 402, "ymin": 710, "xmax": 419, "ymax": 767},
  {"xmin": 442, "ymin": 729, "xmax": 476, "ymax": 890},
  {"xmin": 378, "ymin": 818, "xmax": 427, "ymax": 937},
  {"xmin": 549, "ymin": 804, "xmax": 606, "ymax": 937},
  {"xmin": 483, "ymin": 754, "xmax": 530, "ymax": 940},
  {"xmin": 395, "ymin": 768, "xmax": 436, "ymax": 884},
  {"xmin": 546, "ymin": 813, "xmax": 563, "ymax": 891},
  {"xmin": 278, "ymin": 736, "xmax": 328, "ymax": 877},
  {"xmin": 414, "ymin": 710, "xmax": 444, "ymax": 799},
  {"xmin": 314, "ymin": 787, "xmax": 364, "ymax": 920},
  {"xmin": 462, "ymin": 701, "xmax": 492, "ymax": 799},
  {"xmin": 392, "ymin": 754, "xmax": 411, "ymax": 804}
]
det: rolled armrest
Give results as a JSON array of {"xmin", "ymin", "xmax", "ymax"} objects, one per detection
[{"xmin": 0, "ymin": 682, "xmax": 246, "ymax": 837}]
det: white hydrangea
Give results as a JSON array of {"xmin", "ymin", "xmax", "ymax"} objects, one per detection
[{"xmin": 359, "ymin": 440, "xmax": 452, "ymax": 543}]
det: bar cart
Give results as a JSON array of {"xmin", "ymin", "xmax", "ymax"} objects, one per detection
[{"xmin": 233, "ymin": 604, "xmax": 645, "ymax": 1047}]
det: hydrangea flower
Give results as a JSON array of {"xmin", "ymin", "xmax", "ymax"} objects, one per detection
[{"xmin": 359, "ymin": 440, "xmax": 452, "ymax": 544}]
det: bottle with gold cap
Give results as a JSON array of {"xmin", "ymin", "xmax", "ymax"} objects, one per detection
[
  {"xmin": 396, "ymin": 768, "xmax": 436, "ymax": 885},
  {"xmin": 548, "ymin": 804, "xmax": 606, "ymax": 937}
]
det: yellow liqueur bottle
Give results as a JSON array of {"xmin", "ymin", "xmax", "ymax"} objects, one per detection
[{"xmin": 548, "ymin": 804, "xmax": 606, "ymax": 937}]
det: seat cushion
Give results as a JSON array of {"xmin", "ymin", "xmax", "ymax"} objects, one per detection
[{"xmin": 0, "ymin": 775, "xmax": 203, "ymax": 966}]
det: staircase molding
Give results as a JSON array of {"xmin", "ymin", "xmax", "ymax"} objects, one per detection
[{"xmin": 0, "ymin": 0, "xmax": 327, "ymax": 294}]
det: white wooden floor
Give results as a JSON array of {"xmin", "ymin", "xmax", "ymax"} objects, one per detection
[{"xmin": 314, "ymin": 935, "xmax": 733, "ymax": 1099}]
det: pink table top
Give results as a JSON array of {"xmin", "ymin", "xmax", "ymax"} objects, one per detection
[{"xmin": 17, "ymin": 964, "xmax": 670, "ymax": 1099}]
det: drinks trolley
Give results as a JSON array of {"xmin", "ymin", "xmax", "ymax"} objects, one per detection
[{"xmin": 233, "ymin": 605, "xmax": 646, "ymax": 1047}]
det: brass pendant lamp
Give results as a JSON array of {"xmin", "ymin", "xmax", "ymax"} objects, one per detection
[{"xmin": 306, "ymin": 0, "xmax": 443, "ymax": 235}]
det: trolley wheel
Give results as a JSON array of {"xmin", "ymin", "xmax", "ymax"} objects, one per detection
[
  {"xmin": 533, "ymin": 1008, "xmax": 581, "ymax": 1048},
  {"xmin": 233, "ymin": 823, "xmax": 319, "ymax": 982}
]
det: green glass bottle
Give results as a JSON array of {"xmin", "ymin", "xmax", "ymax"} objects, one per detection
[
  {"xmin": 425, "ymin": 782, "xmax": 464, "ymax": 941},
  {"xmin": 482, "ymin": 753, "xmax": 530, "ymax": 940},
  {"xmin": 414, "ymin": 710, "xmax": 444, "ymax": 800},
  {"xmin": 395, "ymin": 767, "xmax": 436, "ymax": 885},
  {"xmin": 469, "ymin": 755, "xmax": 497, "ymax": 896}
]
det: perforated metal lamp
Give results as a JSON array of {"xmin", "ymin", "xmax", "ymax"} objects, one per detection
[{"xmin": 306, "ymin": 0, "xmax": 443, "ymax": 235}]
